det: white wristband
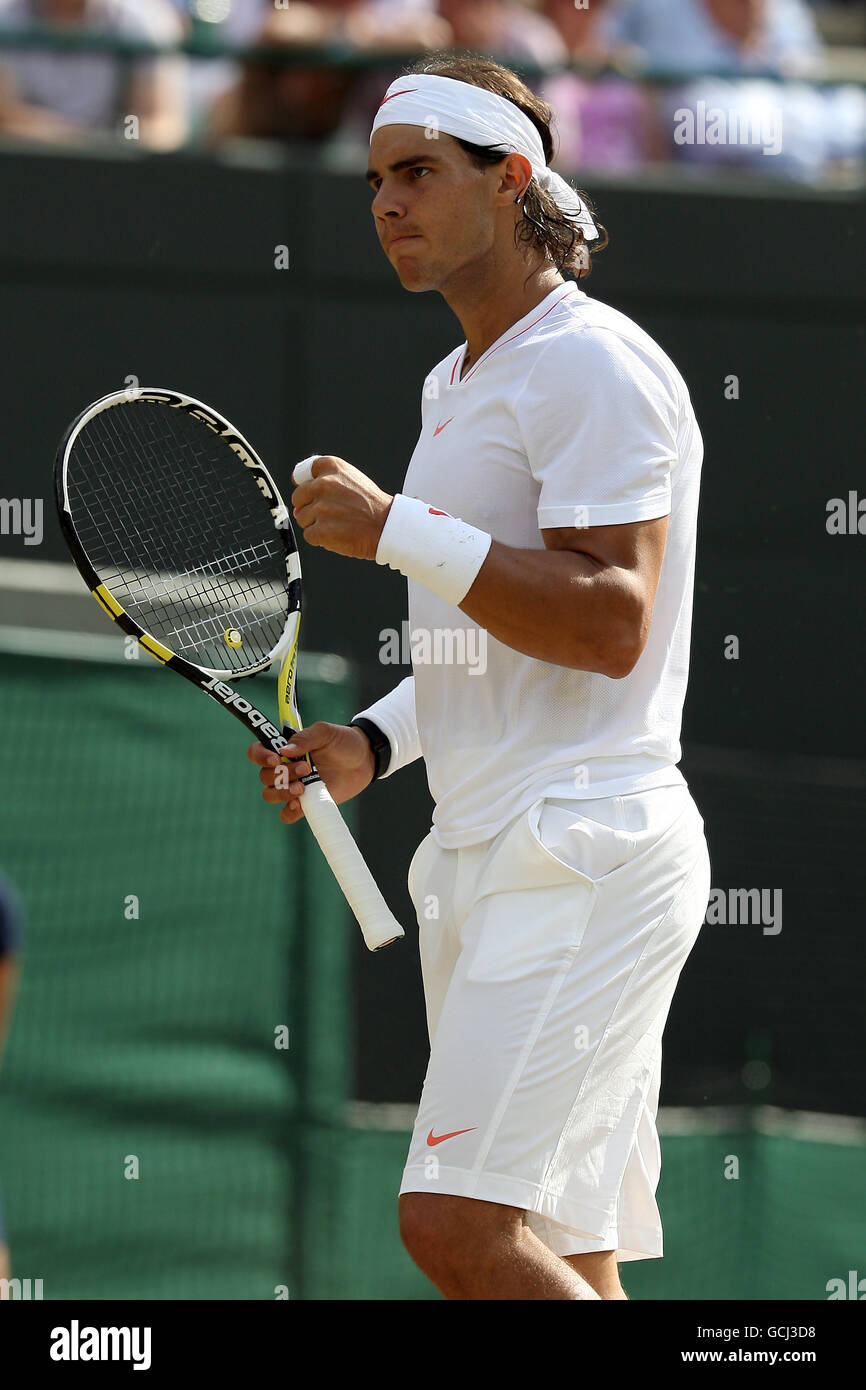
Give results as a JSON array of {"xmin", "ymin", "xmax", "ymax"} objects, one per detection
[{"xmin": 376, "ymin": 494, "xmax": 492, "ymax": 606}]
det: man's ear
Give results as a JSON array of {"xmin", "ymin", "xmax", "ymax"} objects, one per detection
[{"xmin": 499, "ymin": 151, "xmax": 533, "ymax": 204}]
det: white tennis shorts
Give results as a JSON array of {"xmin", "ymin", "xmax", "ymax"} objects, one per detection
[{"xmin": 399, "ymin": 784, "xmax": 711, "ymax": 1261}]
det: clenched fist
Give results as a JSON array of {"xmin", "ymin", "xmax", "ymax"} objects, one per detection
[{"xmin": 291, "ymin": 455, "xmax": 393, "ymax": 560}]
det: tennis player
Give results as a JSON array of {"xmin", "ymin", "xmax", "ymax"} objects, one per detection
[{"xmin": 248, "ymin": 53, "xmax": 711, "ymax": 1301}]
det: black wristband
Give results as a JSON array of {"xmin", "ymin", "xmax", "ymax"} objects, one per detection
[{"xmin": 350, "ymin": 718, "xmax": 392, "ymax": 781}]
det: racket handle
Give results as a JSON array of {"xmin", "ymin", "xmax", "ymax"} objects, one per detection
[{"xmin": 299, "ymin": 778, "xmax": 405, "ymax": 951}]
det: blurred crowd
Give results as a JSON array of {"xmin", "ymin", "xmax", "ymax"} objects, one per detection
[{"xmin": 0, "ymin": 0, "xmax": 863, "ymax": 182}]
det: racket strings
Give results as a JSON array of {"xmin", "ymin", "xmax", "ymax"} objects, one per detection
[{"xmin": 65, "ymin": 402, "xmax": 293, "ymax": 671}]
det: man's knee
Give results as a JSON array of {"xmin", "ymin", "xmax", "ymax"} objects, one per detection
[
  {"xmin": 399, "ymin": 1193, "xmax": 521, "ymax": 1283},
  {"xmin": 564, "ymin": 1249, "xmax": 627, "ymax": 1299},
  {"xmin": 398, "ymin": 1192, "xmax": 463, "ymax": 1270}
]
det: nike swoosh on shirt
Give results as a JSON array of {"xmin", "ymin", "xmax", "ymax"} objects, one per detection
[
  {"xmin": 426, "ymin": 1127, "xmax": 477, "ymax": 1146},
  {"xmin": 433, "ymin": 418, "xmax": 454, "ymax": 436}
]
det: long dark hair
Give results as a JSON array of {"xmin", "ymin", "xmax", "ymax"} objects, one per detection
[{"xmin": 403, "ymin": 52, "xmax": 609, "ymax": 281}]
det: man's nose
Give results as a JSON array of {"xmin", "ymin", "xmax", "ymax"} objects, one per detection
[{"xmin": 372, "ymin": 181, "xmax": 405, "ymax": 220}]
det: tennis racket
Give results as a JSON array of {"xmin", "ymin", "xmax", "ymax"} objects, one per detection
[{"xmin": 54, "ymin": 387, "xmax": 404, "ymax": 953}]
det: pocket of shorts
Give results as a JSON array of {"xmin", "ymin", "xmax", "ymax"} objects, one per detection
[
  {"xmin": 531, "ymin": 798, "xmax": 637, "ymax": 884},
  {"xmin": 473, "ymin": 798, "xmax": 597, "ymax": 902},
  {"xmin": 407, "ymin": 831, "xmax": 436, "ymax": 911},
  {"xmin": 465, "ymin": 800, "xmax": 599, "ymax": 985}
]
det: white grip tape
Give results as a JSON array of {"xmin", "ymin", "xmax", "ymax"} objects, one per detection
[
  {"xmin": 292, "ymin": 456, "xmax": 320, "ymax": 486},
  {"xmin": 300, "ymin": 779, "xmax": 405, "ymax": 951},
  {"xmin": 376, "ymin": 494, "xmax": 492, "ymax": 607}
]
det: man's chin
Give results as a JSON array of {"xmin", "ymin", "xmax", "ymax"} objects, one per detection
[{"xmin": 395, "ymin": 266, "xmax": 438, "ymax": 293}]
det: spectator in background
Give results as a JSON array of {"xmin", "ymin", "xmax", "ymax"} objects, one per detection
[
  {"xmin": 0, "ymin": 0, "xmax": 189, "ymax": 149},
  {"xmin": 540, "ymin": 0, "xmax": 660, "ymax": 171},
  {"xmin": 0, "ymin": 877, "xmax": 22, "ymax": 1299},
  {"xmin": 166, "ymin": 0, "xmax": 269, "ymax": 135},
  {"xmin": 208, "ymin": 0, "xmax": 452, "ymax": 148},
  {"xmin": 435, "ymin": 0, "xmax": 568, "ymax": 66},
  {"xmin": 208, "ymin": 0, "xmax": 573, "ymax": 155},
  {"xmin": 599, "ymin": 0, "xmax": 822, "ymax": 75},
  {"xmin": 544, "ymin": 0, "xmax": 613, "ymax": 65},
  {"xmin": 597, "ymin": 0, "xmax": 859, "ymax": 180},
  {"xmin": 363, "ymin": 0, "xmax": 568, "ymax": 65}
]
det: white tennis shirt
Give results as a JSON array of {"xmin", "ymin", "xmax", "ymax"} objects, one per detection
[{"xmin": 358, "ymin": 280, "xmax": 704, "ymax": 849}]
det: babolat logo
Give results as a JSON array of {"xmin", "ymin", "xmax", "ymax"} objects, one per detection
[
  {"xmin": 201, "ymin": 676, "xmax": 287, "ymax": 749},
  {"xmin": 179, "ymin": 402, "xmax": 263, "ymax": 477},
  {"xmin": 49, "ymin": 1320, "xmax": 151, "ymax": 1370}
]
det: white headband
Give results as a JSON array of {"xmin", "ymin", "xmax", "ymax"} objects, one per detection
[{"xmin": 370, "ymin": 73, "xmax": 599, "ymax": 242}]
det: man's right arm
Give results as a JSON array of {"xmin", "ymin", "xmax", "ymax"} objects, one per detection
[{"xmin": 247, "ymin": 676, "xmax": 420, "ymax": 825}]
